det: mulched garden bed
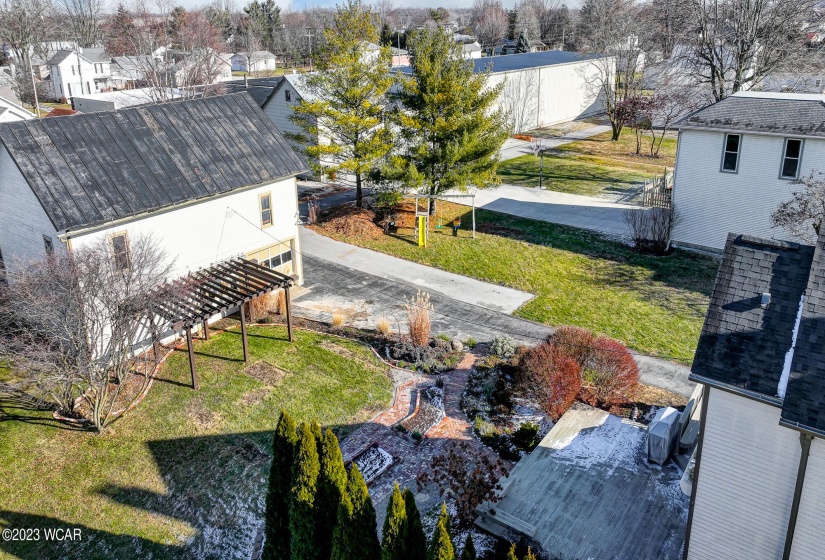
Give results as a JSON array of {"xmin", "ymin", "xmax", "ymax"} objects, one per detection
[{"xmin": 351, "ymin": 444, "xmax": 395, "ymax": 483}]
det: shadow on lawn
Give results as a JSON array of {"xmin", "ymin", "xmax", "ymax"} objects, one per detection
[{"xmin": 0, "ymin": 386, "xmax": 86, "ymax": 432}]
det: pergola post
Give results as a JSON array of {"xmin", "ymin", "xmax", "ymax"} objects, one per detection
[
  {"xmin": 186, "ymin": 327, "xmax": 198, "ymax": 390},
  {"xmin": 202, "ymin": 320, "xmax": 210, "ymax": 340},
  {"xmin": 240, "ymin": 303, "xmax": 249, "ymax": 362},
  {"xmin": 472, "ymin": 196, "xmax": 476, "ymax": 240},
  {"xmin": 285, "ymin": 285, "xmax": 294, "ymax": 343}
]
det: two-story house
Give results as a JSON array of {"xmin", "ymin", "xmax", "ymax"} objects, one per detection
[
  {"xmin": 0, "ymin": 93, "xmax": 308, "ymax": 285},
  {"xmin": 48, "ymin": 47, "xmax": 112, "ymax": 101},
  {"xmin": 684, "ymin": 230, "xmax": 825, "ymax": 559},
  {"xmin": 672, "ymin": 91, "xmax": 825, "ymax": 251}
]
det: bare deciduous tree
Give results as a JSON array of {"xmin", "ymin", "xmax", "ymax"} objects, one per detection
[
  {"xmin": 677, "ymin": 0, "xmax": 816, "ymax": 101},
  {"xmin": 56, "ymin": 0, "xmax": 102, "ymax": 48},
  {"xmin": 0, "ymin": 0, "xmax": 57, "ymax": 104},
  {"xmin": 471, "ymin": 0, "xmax": 508, "ymax": 49},
  {"xmin": 772, "ymin": 172, "xmax": 825, "ymax": 243},
  {"xmin": 0, "ymin": 235, "xmax": 174, "ymax": 432},
  {"xmin": 624, "ymin": 207, "xmax": 681, "ymax": 254}
]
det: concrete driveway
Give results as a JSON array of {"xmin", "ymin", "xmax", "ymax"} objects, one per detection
[{"xmin": 498, "ymin": 124, "xmax": 612, "ymax": 162}]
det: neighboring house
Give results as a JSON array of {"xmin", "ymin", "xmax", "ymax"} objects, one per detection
[
  {"xmin": 231, "ymin": 51, "xmax": 277, "ymax": 73},
  {"xmin": 758, "ymin": 73, "xmax": 825, "ymax": 94},
  {"xmin": 684, "ymin": 230, "xmax": 825, "ymax": 560},
  {"xmin": 71, "ymin": 87, "xmax": 184, "ymax": 112},
  {"xmin": 394, "ymin": 51, "xmax": 610, "ymax": 133},
  {"xmin": 462, "ymin": 41, "xmax": 483, "ymax": 59},
  {"xmin": 110, "ymin": 55, "xmax": 153, "ymax": 88},
  {"xmin": 672, "ymin": 91, "xmax": 825, "ymax": 251},
  {"xmin": 0, "ymin": 93, "xmax": 308, "ymax": 285},
  {"xmin": 48, "ymin": 47, "xmax": 112, "ymax": 100},
  {"xmin": 216, "ymin": 53, "xmax": 233, "ymax": 82},
  {"xmin": 268, "ymin": 73, "xmax": 316, "ymax": 167},
  {"xmin": 390, "ymin": 47, "xmax": 409, "ymax": 67},
  {"xmin": 0, "ymin": 93, "xmax": 35, "ymax": 122}
]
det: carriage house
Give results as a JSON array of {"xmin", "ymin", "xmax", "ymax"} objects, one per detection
[{"xmin": 0, "ymin": 93, "xmax": 308, "ymax": 287}]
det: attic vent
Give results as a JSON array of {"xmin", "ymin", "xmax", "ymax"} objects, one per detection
[{"xmin": 761, "ymin": 293, "xmax": 771, "ymax": 308}]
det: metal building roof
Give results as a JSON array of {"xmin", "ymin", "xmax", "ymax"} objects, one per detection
[{"xmin": 0, "ymin": 92, "xmax": 308, "ymax": 233}]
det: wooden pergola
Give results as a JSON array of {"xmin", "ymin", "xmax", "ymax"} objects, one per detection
[{"xmin": 152, "ymin": 257, "xmax": 296, "ymax": 389}]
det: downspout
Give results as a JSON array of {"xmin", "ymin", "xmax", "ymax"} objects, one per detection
[
  {"xmin": 682, "ymin": 384, "xmax": 711, "ymax": 560},
  {"xmin": 782, "ymin": 433, "xmax": 813, "ymax": 560}
]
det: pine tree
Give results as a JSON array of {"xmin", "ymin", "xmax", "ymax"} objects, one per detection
[
  {"xmin": 436, "ymin": 503, "xmax": 452, "ymax": 547},
  {"xmin": 506, "ymin": 543, "xmax": 518, "ymax": 560},
  {"xmin": 316, "ymin": 428, "xmax": 349, "ymax": 559},
  {"xmin": 427, "ymin": 513, "xmax": 455, "ymax": 560},
  {"xmin": 262, "ymin": 410, "xmax": 297, "ymax": 560},
  {"xmin": 290, "ymin": 0, "xmax": 394, "ymax": 209},
  {"xmin": 290, "ymin": 422, "xmax": 321, "ymax": 560},
  {"xmin": 331, "ymin": 465, "xmax": 381, "ymax": 560},
  {"xmin": 524, "ymin": 547, "xmax": 537, "ymax": 560},
  {"xmin": 310, "ymin": 419, "xmax": 323, "ymax": 457},
  {"xmin": 460, "ymin": 533, "xmax": 476, "ymax": 560},
  {"xmin": 402, "ymin": 488, "xmax": 427, "ymax": 560},
  {"xmin": 382, "ymin": 484, "xmax": 408, "ymax": 560},
  {"xmin": 391, "ymin": 27, "xmax": 509, "ymax": 212}
]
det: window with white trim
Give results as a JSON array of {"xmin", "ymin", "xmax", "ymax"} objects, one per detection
[
  {"xmin": 43, "ymin": 235, "xmax": 54, "ymax": 255},
  {"xmin": 721, "ymin": 133, "xmax": 741, "ymax": 172},
  {"xmin": 259, "ymin": 193, "xmax": 273, "ymax": 227},
  {"xmin": 780, "ymin": 138, "xmax": 803, "ymax": 179}
]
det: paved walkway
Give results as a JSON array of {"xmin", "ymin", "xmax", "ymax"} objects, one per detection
[
  {"xmin": 498, "ymin": 124, "xmax": 612, "ymax": 162},
  {"xmin": 300, "ymin": 227, "xmax": 534, "ymax": 313}
]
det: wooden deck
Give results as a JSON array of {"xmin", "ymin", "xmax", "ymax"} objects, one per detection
[{"xmin": 476, "ymin": 404, "xmax": 688, "ymax": 560}]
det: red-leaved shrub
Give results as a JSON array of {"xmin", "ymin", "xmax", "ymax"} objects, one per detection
[
  {"xmin": 580, "ymin": 336, "xmax": 639, "ymax": 406},
  {"xmin": 517, "ymin": 342, "xmax": 582, "ymax": 420},
  {"xmin": 547, "ymin": 326, "xmax": 596, "ymax": 365}
]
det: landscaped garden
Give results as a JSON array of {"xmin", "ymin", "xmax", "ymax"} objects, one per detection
[
  {"xmin": 310, "ymin": 200, "xmax": 719, "ymax": 364},
  {"xmin": 0, "ymin": 324, "xmax": 393, "ymax": 560},
  {"xmin": 496, "ymin": 130, "xmax": 677, "ymax": 197}
]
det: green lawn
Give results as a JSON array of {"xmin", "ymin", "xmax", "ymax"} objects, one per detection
[
  {"xmin": 0, "ymin": 325, "xmax": 392, "ymax": 560},
  {"xmin": 497, "ymin": 130, "xmax": 678, "ymax": 197},
  {"xmin": 314, "ymin": 202, "xmax": 719, "ymax": 364}
]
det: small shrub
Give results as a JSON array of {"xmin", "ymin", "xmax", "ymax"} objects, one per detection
[
  {"xmin": 405, "ymin": 290, "xmax": 433, "ymax": 347},
  {"xmin": 517, "ymin": 341, "xmax": 582, "ymax": 420},
  {"xmin": 511, "ymin": 422, "xmax": 540, "ymax": 451},
  {"xmin": 422, "ymin": 364, "xmax": 431, "ymax": 374},
  {"xmin": 274, "ymin": 289, "xmax": 287, "ymax": 315},
  {"xmin": 435, "ymin": 377, "xmax": 445, "ymax": 389},
  {"xmin": 411, "ymin": 431, "xmax": 423, "ymax": 441},
  {"xmin": 465, "ymin": 337, "xmax": 477, "ymax": 349},
  {"xmin": 435, "ymin": 338, "xmax": 451, "ymax": 351},
  {"xmin": 474, "ymin": 417, "xmax": 497, "ymax": 438},
  {"xmin": 398, "ymin": 360, "xmax": 407, "ymax": 368},
  {"xmin": 490, "ymin": 335, "xmax": 517, "ymax": 359},
  {"xmin": 436, "ymin": 333, "xmax": 451, "ymax": 342},
  {"xmin": 395, "ymin": 424, "xmax": 408, "ymax": 433},
  {"xmin": 376, "ymin": 316, "xmax": 392, "ymax": 336},
  {"xmin": 547, "ymin": 326, "xmax": 596, "ymax": 365},
  {"xmin": 580, "ymin": 336, "xmax": 639, "ymax": 406},
  {"xmin": 331, "ymin": 312, "xmax": 345, "ymax": 328},
  {"xmin": 246, "ymin": 293, "xmax": 272, "ymax": 322},
  {"xmin": 624, "ymin": 207, "xmax": 681, "ymax": 255}
]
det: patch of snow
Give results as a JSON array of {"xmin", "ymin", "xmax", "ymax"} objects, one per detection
[
  {"xmin": 355, "ymin": 446, "xmax": 394, "ymax": 483},
  {"xmin": 549, "ymin": 415, "xmax": 644, "ymax": 475},
  {"xmin": 779, "ymin": 294, "xmax": 805, "ymax": 399}
]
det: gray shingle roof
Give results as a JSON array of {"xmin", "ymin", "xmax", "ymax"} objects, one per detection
[
  {"xmin": 394, "ymin": 50, "xmax": 604, "ymax": 75},
  {"xmin": 48, "ymin": 48, "xmax": 110, "ymax": 66},
  {"xmin": 678, "ymin": 94, "xmax": 825, "ymax": 137},
  {"xmin": 691, "ymin": 234, "xmax": 815, "ymax": 397},
  {"xmin": 223, "ymin": 76, "xmax": 284, "ymax": 108},
  {"xmin": 0, "ymin": 93, "xmax": 308, "ymax": 233},
  {"xmin": 782, "ymin": 235, "xmax": 825, "ymax": 435}
]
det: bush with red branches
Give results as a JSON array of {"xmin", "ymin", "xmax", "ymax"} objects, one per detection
[
  {"xmin": 516, "ymin": 342, "xmax": 582, "ymax": 420},
  {"xmin": 580, "ymin": 336, "xmax": 639, "ymax": 407}
]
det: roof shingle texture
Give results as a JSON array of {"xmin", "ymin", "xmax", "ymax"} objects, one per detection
[
  {"xmin": 679, "ymin": 96, "xmax": 825, "ymax": 137},
  {"xmin": 0, "ymin": 93, "xmax": 307, "ymax": 232},
  {"xmin": 691, "ymin": 234, "xmax": 815, "ymax": 396},
  {"xmin": 782, "ymin": 234, "xmax": 825, "ymax": 434}
]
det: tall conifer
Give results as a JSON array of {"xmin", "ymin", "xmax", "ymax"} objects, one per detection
[
  {"xmin": 290, "ymin": 422, "xmax": 321, "ymax": 560},
  {"xmin": 427, "ymin": 514, "xmax": 455, "ymax": 560},
  {"xmin": 402, "ymin": 488, "xmax": 427, "ymax": 560},
  {"xmin": 382, "ymin": 484, "xmax": 408, "ymax": 560},
  {"xmin": 317, "ymin": 428, "xmax": 348, "ymax": 559},
  {"xmin": 331, "ymin": 465, "xmax": 381, "ymax": 560},
  {"xmin": 263, "ymin": 410, "xmax": 297, "ymax": 560},
  {"xmin": 460, "ymin": 533, "xmax": 476, "ymax": 560}
]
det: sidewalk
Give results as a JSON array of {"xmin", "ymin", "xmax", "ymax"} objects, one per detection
[{"xmin": 498, "ymin": 124, "xmax": 613, "ymax": 161}]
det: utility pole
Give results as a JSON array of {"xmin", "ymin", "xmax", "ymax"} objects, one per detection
[
  {"xmin": 304, "ymin": 27, "xmax": 314, "ymax": 72},
  {"xmin": 26, "ymin": 50, "xmax": 41, "ymax": 117},
  {"xmin": 74, "ymin": 39, "xmax": 86, "ymax": 97}
]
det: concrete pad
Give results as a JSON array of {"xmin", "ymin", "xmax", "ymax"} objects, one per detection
[
  {"xmin": 498, "ymin": 124, "xmax": 613, "ymax": 162},
  {"xmin": 453, "ymin": 183, "xmax": 647, "ymax": 237},
  {"xmin": 300, "ymin": 227, "xmax": 534, "ymax": 314}
]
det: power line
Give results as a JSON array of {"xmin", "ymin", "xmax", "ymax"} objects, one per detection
[{"xmin": 224, "ymin": 206, "xmax": 691, "ymax": 364}]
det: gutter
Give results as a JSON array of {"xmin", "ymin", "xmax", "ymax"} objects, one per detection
[
  {"xmin": 676, "ymin": 124, "xmax": 824, "ymax": 140},
  {"xmin": 57, "ymin": 171, "xmax": 307, "ymax": 241},
  {"xmin": 688, "ymin": 373, "xmax": 784, "ymax": 408}
]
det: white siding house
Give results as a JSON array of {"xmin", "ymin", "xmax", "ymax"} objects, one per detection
[
  {"xmin": 231, "ymin": 51, "xmax": 277, "ymax": 74},
  {"xmin": 48, "ymin": 48, "xmax": 112, "ymax": 101},
  {"xmin": 672, "ymin": 91, "xmax": 825, "ymax": 251},
  {"xmin": 684, "ymin": 232, "xmax": 825, "ymax": 560},
  {"xmin": 0, "ymin": 93, "xmax": 308, "ymax": 286}
]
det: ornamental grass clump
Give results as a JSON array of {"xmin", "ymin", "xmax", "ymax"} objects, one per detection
[{"xmin": 405, "ymin": 290, "xmax": 433, "ymax": 347}]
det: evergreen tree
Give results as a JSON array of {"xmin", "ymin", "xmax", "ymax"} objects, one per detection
[
  {"xmin": 291, "ymin": 0, "xmax": 394, "ymax": 209},
  {"xmin": 436, "ymin": 503, "xmax": 452, "ymax": 546},
  {"xmin": 262, "ymin": 410, "xmax": 297, "ymax": 560},
  {"xmin": 168, "ymin": 6, "xmax": 187, "ymax": 46},
  {"xmin": 402, "ymin": 488, "xmax": 427, "ymax": 560},
  {"xmin": 460, "ymin": 533, "xmax": 476, "ymax": 560},
  {"xmin": 316, "ymin": 428, "xmax": 349, "ymax": 559},
  {"xmin": 105, "ymin": 4, "xmax": 137, "ymax": 56},
  {"xmin": 290, "ymin": 422, "xmax": 321, "ymax": 560},
  {"xmin": 331, "ymin": 465, "xmax": 381, "ymax": 560},
  {"xmin": 310, "ymin": 419, "xmax": 323, "ymax": 457},
  {"xmin": 382, "ymin": 484, "xmax": 408, "ymax": 560},
  {"xmin": 524, "ymin": 547, "xmax": 537, "ymax": 560},
  {"xmin": 390, "ymin": 27, "xmax": 509, "ymax": 213},
  {"xmin": 243, "ymin": 0, "xmax": 282, "ymax": 52},
  {"xmin": 506, "ymin": 543, "xmax": 518, "ymax": 560},
  {"xmin": 427, "ymin": 513, "xmax": 455, "ymax": 560}
]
